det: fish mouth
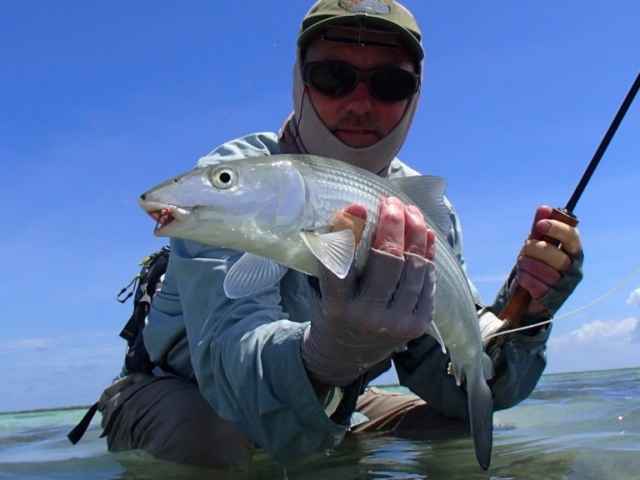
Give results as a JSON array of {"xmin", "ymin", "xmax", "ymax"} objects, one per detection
[{"xmin": 139, "ymin": 198, "xmax": 188, "ymax": 236}]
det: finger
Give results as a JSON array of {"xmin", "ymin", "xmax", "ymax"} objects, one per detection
[
  {"xmin": 391, "ymin": 253, "xmax": 426, "ymax": 309},
  {"xmin": 517, "ymin": 255, "xmax": 562, "ymax": 286},
  {"xmin": 425, "ymin": 229, "xmax": 436, "ymax": 262},
  {"xmin": 403, "ymin": 205, "xmax": 428, "ymax": 257},
  {"xmin": 522, "ymin": 239, "xmax": 571, "ymax": 271},
  {"xmin": 391, "ymin": 255, "xmax": 436, "ymax": 338},
  {"xmin": 528, "ymin": 205, "xmax": 553, "ymax": 240},
  {"xmin": 413, "ymin": 258, "xmax": 436, "ymax": 319},
  {"xmin": 358, "ymin": 249, "xmax": 405, "ymax": 306},
  {"xmin": 342, "ymin": 203, "xmax": 367, "ymax": 221},
  {"xmin": 372, "ymin": 197, "xmax": 406, "ymax": 258},
  {"xmin": 512, "ymin": 269, "xmax": 550, "ymax": 301},
  {"xmin": 535, "ymin": 219, "xmax": 582, "ymax": 255},
  {"xmin": 317, "ymin": 263, "xmax": 354, "ymax": 305},
  {"xmin": 333, "ymin": 205, "xmax": 367, "ymax": 248},
  {"xmin": 320, "ymin": 204, "xmax": 369, "ymax": 304}
]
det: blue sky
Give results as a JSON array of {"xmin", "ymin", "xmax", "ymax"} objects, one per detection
[{"xmin": 1, "ymin": 1, "xmax": 639, "ymax": 412}]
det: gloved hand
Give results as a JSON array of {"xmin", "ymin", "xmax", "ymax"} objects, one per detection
[
  {"xmin": 513, "ymin": 206, "xmax": 584, "ymax": 317},
  {"xmin": 301, "ymin": 197, "xmax": 437, "ymax": 387}
]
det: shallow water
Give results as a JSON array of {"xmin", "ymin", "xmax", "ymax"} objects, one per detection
[{"xmin": 1, "ymin": 368, "xmax": 638, "ymax": 479}]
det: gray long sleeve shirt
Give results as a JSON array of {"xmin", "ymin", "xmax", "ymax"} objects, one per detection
[{"xmin": 143, "ymin": 132, "xmax": 550, "ymax": 463}]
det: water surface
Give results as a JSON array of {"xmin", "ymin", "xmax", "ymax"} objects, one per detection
[{"xmin": 1, "ymin": 368, "xmax": 638, "ymax": 479}]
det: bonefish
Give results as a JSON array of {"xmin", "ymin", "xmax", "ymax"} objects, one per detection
[{"xmin": 139, "ymin": 154, "xmax": 494, "ymax": 469}]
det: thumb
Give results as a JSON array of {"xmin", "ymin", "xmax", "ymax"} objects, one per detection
[{"xmin": 318, "ymin": 205, "xmax": 368, "ymax": 304}]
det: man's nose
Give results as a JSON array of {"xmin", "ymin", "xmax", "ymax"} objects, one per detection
[{"xmin": 345, "ymin": 80, "xmax": 375, "ymax": 112}]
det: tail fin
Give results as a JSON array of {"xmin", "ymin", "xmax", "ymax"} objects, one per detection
[{"xmin": 467, "ymin": 372, "xmax": 494, "ymax": 470}]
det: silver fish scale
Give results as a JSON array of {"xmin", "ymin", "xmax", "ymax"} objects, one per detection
[
  {"xmin": 294, "ymin": 155, "xmax": 480, "ymax": 353},
  {"xmin": 297, "ymin": 157, "xmax": 390, "ymax": 271},
  {"xmin": 144, "ymin": 153, "xmax": 494, "ymax": 467},
  {"xmin": 291, "ymin": 155, "xmax": 493, "ymax": 467},
  {"xmin": 296, "ymin": 158, "xmax": 447, "ymax": 254}
]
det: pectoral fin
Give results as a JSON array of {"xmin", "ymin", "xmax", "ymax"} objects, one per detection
[
  {"xmin": 300, "ymin": 230, "xmax": 355, "ymax": 279},
  {"xmin": 224, "ymin": 253, "xmax": 288, "ymax": 298}
]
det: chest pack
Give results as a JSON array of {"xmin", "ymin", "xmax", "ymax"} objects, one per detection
[
  {"xmin": 67, "ymin": 246, "xmax": 170, "ymax": 444},
  {"xmin": 116, "ymin": 246, "xmax": 171, "ymax": 376}
]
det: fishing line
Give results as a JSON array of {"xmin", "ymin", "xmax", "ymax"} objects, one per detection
[{"xmin": 485, "ymin": 265, "xmax": 640, "ymax": 340}]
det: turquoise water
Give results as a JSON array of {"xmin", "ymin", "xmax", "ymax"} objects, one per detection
[{"xmin": 1, "ymin": 368, "xmax": 638, "ymax": 479}]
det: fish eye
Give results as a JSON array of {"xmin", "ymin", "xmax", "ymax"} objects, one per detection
[{"xmin": 209, "ymin": 167, "xmax": 237, "ymax": 189}]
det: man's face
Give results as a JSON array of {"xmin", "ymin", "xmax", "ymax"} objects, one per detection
[{"xmin": 304, "ymin": 33, "xmax": 417, "ymax": 148}]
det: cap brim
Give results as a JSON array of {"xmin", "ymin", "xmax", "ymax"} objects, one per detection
[{"xmin": 297, "ymin": 15, "xmax": 423, "ymax": 62}]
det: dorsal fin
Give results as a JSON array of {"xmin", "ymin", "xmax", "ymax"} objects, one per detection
[{"xmin": 390, "ymin": 175, "xmax": 451, "ymax": 237}]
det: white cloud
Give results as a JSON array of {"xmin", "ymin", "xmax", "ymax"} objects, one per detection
[
  {"xmin": 627, "ymin": 287, "xmax": 640, "ymax": 308},
  {"xmin": 547, "ymin": 317, "xmax": 640, "ymax": 373},
  {"xmin": 550, "ymin": 318, "xmax": 638, "ymax": 348}
]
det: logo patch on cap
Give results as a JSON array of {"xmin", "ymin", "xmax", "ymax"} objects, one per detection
[{"xmin": 338, "ymin": 0, "xmax": 391, "ymax": 15}]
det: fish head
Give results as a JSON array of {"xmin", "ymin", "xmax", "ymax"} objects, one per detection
[{"xmin": 139, "ymin": 157, "xmax": 307, "ymax": 248}]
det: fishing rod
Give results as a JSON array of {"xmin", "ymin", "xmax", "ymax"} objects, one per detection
[{"xmin": 498, "ymin": 70, "xmax": 640, "ymax": 327}]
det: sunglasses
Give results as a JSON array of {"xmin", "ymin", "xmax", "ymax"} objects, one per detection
[{"xmin": 302, "ymin": 61, "xmax": 420, "ymax": 103}]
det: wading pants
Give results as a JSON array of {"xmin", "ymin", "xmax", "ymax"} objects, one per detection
[{"xmin": 99, "ymin": 374, "xmax": 463, "ymax": 469}]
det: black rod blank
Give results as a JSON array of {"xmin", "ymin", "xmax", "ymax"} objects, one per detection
[{"xmin": 566, "ymin": 71, "xmax": 640, "ymax": 213}]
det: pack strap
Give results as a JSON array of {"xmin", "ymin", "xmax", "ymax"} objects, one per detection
[{"xmin": 67, "ymin": 401, "xmax": 99, "ymax": 444}]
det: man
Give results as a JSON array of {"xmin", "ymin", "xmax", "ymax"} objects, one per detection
[{"xmin": 99, "ymin": 0, "xmax": 583, "ymax": 469}]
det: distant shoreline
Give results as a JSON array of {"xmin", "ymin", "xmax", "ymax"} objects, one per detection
[
  {"xmin": 2, "ymin": 366, "xmax": 638, "ymax": 416},
  {"xmin": 0, "ymin": 404, "xmax": 93, "ymax": 416}
]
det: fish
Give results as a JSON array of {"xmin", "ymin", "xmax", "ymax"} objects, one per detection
[{"xmin": 139, "ymin": 154, "xmax": 494, "ymax": 470}]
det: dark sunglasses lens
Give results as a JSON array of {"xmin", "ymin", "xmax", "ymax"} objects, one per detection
[
  {"xmin": 370, "ymin": 69, "xmax": 418, "ymax": 101},
  {"xmin": 309, "ymin": 63, "xmax": 356, "ymax": 96}
]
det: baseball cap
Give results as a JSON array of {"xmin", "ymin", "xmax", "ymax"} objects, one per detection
[{"xmin": 297, "ymin": 0, "xmax": 423, "ymax": 62}]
